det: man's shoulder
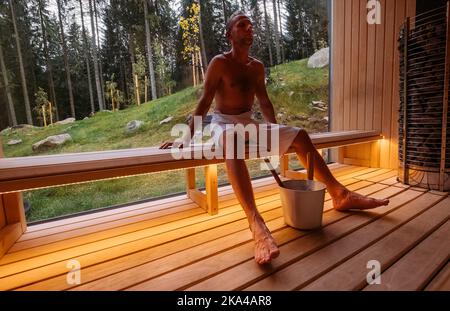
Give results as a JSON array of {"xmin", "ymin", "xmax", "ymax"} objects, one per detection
[
  {"xmin": 211, "ymin": 53, "xmax": 227, "ymax": 63},
  {"xmin": 249, "ymin": 57, "xmax": 264, "ymax": 68},
  {"xmin": 248, "ymin": 56, "xmax": 263, "ymax": 65}
]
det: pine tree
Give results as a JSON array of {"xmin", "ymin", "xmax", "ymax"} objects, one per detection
[
  {"xmin": 78, "ymin": 0, "xmax": 95, "ymax": 115},
  {"xmin": 88, "ymin": 0, "xmax": 104, "ymax": 110},
  {"xmin": 56, "ymin": 0, "xmax": 76, "ymax": 118},
  {"xmin": 144, "ymin": 0, "xmax": 157, "ymax": 100},
  {"xmin": 262, "ymin": 0, "xmax": 273, "ymax": 66},
  {"xmin": 38, "ymin": 0, "xmax": 59, "ymax": 120},
  {"xmin": 272, "ymin": 0, "xmax": 281, "ymax": 64},
  {"xmin": 0, "ymin": 39, "xmax": 17, "ymax": 126},
  {"xmin": 9, "ymin": 0, "xmax": 32, "ymax": 124}
]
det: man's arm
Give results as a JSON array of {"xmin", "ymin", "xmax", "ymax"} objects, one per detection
[
  {"xmin": 188, "ymin": 57, "xmax": 222, "ymax": 138},
  {"xmin": 160, "ymin": 56, "xmax": 222, "ymax": 149},
  {"xmin": 255, "ymin": 62, "xmax": 277, "ymax": 124}
]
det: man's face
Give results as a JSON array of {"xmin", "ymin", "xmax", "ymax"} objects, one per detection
[{"xmin": 228, "ymin": 16, "xmax": 254, "ymax": 47}]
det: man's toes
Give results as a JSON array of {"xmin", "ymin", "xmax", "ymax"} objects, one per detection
[{"xmin": 270, "ymin": 247, "xmax": 280, "ymax": 259}]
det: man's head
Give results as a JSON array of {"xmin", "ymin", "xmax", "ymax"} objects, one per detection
[{"xmin": 226, "ymin": 11, "xmax": 253, "ymax": 46}]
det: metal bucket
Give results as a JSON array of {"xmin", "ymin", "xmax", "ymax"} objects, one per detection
[{"xmin": 279, "ymin": 179, "xmax": 326, "ymax": 230}]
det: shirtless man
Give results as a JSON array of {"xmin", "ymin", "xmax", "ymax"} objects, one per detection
[{"xmin": 160, "ymin": 12, "xmax": 389, "ymax": 265}]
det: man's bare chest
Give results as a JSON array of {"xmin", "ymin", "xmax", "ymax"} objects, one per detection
[{"xmin": 221, "ymin": 69, "xmax": 257, "ymax": 93}]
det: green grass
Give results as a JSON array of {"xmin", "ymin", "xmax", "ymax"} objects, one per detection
[{"xmin": 1, "ymin": 59, "xmax": 329, "ymax": 223}]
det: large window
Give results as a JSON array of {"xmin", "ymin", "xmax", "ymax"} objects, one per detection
[{"xmin": 0, "ymin": 0, "xmax": 330, "ymax": 222}]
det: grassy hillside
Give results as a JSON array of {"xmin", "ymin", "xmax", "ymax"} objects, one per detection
[{"xmin": 1, "ymin": 58, "xmax": 329, "ymax": 222}]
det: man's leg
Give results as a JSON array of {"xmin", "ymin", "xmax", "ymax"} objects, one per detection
[
  {"xmin": 221, "ymin": 133, "xmax": 279, "ymax": 264},
  {"xmin": 290, "ymin": 129, "xmax": 389, "ymax": 210},
  {"xmin": 225, "ymin": 158, "xmax": 280, "ymax": 264}
]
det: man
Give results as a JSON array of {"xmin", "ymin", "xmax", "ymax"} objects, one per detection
[{"xmin": 160, "ymin": 12, "xmax": 389, "ymax": 265}]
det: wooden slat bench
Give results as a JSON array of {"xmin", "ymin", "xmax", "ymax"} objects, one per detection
[{"xmin": 0, "ymin": 129, "xmax": 383, "ymax": 258}]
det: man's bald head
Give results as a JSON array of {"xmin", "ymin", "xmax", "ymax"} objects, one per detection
[{"xmin": 226, "ymin": 11, "xmax": 250, "ymax": 38}]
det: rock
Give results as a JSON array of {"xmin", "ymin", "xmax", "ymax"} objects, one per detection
[
  {"xmin": 159, "ymin": 116, "xmax": 173, "ymax": 125},
  {"xmin": 32, "ymin": 134, "xmax": 72, "ymax": 151},
  {"xmin": 7, "ymin": 139, "xmax": 22, "ymax": 145},
  {"xmin": 312, "ymin": 100, "xmax": 326, "ymax": 107},
  {"xmin": 55, "ymin": 117, "xmax": 75, "ymax": 125},
  {"xmin": 83, "ymin": 117, "xmax": 89, "ymax": 120},
  {"xmin": 1, "ymin": 127, "xmax": 12, "ymax": 135},
  {"xmin": 312, "ymin": 106, "xmax": 327, "ymax": 112},
  {"xmin": 11, "ymin": 124, "xmax": 38, "ymax": 130},
  {"xmin": 292, "ymin": 115, "xmax": 308, "ymax": 121},
  {"xmin": 307, "ymin": 47, "xmax": 330, "ymax": 68},
  {"xmin": 125, "ymin": 120, "xmax": 144, "ymax": 133},
  {"xmin": 323, "ymin": 116, "xmax": 329, "ymax": 122},
  {"xmin": 288, "ymin": 91, "xmax": 295, "ymax": 97}
]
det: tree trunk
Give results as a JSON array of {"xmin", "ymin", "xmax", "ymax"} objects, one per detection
[
  {"xmin": 272, "ymin": 0, "xmax": 281, "ymax": 64},
  {"xmin": 134, "ymin": 74, "xmax": 140, "ymax": 106},
  {"xmin": 0, "ymin": 42, "xmax": 17, "ymax": 126},
  {"xmin": 88, "ymin": 0, "xmax": 104, "ymax": 111},
  {"xmin": 93, "ymin": 0, "xmax": 106, "ymax": 106},
  {"xmin": 144, "ymin": 0, "xmax": 157, "ymax": 100},
  {"xmin": 277, "ymin": 0, "xmax": 285, "ymax": 63},
  {"xmin": 56, "ymin": 0, "xmax": 76, "ymax": 118},
  {"xmin": 38, "ymin": 0, "xmax": 59, "ymax": 121},
  {"xmin": 9, "ymin": 0, "xmax": 32, "ymax": 124},
  {"xmin": 262, "ymin": 0, "xmax": 273, "ymax": 66},
  {"xmin": 144, "ymin": 75, "xmax": 148, "ymax": 102},
  {"xmin": 78, "ymin": 0, "xmax": 95, "ymax": 115},
  {"xmin": 110, "ymin": 88, "xmax": 114, "ymax": 111},
  {"xmin": 198, "ymin": 0, "xmax": 208, "ymax": 68},
  {"xmin": 191, "ymin": 53, "xmax": 196, "ymax": 86},
  {"xmin": 198, "ymin": 50, "xmax": 205, "ymax": 81},
  {"xmin": 222, "ymin": 0, "xmax": 228, "ymax": 27},
  {"xmin": 49, "ymin": 101, "xmax": 53, "ymax": 124}
]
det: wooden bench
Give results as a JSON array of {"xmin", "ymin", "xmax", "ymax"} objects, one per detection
[{"xmin": 0, "ymin": 129, "xmax": 383, "ymax": 258}]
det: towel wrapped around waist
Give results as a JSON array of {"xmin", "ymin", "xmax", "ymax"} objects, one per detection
[{"xmin": 208, "ymin": 110, "xmax": 301, "ymax": 156}]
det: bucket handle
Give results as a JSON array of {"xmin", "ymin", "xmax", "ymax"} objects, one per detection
[{"xmin": 307, "ymin": 152, "xmax": 314, "ymax": 181}]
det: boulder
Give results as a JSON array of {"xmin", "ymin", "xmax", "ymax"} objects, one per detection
[
  {"xmin": 55, "ymin": 117, "xmax": 75, "ymax": 125},
  {"xmin": 1, "ymin": 127, "xmax": 12, "ymax": 135},
  {"xmin": 159, "ymin": 116, "xmax": 174, "ymax": 125},
  {"xmin": 32, "ymin": 133, "xmax": 72, "ymax": 151},
  {"xmin": 7, "ymin": 139, "xmax": 22, "ymax": 146},
  {"xmin": 125, "ymin": 120, "xmax": 144, "ymax": 133},
  {"xmin": 307, "ymin": 47, "xmax": 330, "ymax": 68},
  {"xmin": 312, "ymin": 106, "xmax": 327, "ymax": 112},
  {"xmin": 312, "ymin": 100, "xmax": 326, "ymax": 107}
]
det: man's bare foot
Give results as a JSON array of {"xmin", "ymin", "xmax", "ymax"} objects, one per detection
[
  {"xmin": 332, "ymin": 188, "xmax": 389, "ymax": 211},
  {"xmin": 250, "ymin": 218, "xmax": 280, "ymax": 265}
]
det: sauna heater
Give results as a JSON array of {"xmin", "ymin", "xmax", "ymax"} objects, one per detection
[{"xmin": 398, "ymin": 5, "xmax": 450, "ymax": 191}]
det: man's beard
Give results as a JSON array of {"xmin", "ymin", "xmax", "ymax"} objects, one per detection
[{"xmin": 241, "ymin": 37, "xmax": 253, "ymax": 46}]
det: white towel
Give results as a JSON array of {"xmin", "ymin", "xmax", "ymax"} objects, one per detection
[{"xmin": 209, "ymin": 111, "xmax": 301, "ymax": 156}]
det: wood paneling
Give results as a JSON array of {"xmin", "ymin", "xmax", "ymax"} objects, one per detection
[
  {"xmin": 331, "ymin": 0, "xmax": 416, "ymax": 168},
  {"xmin": 0, "ymin": 138, "xmax": 5, "ymax": 229}
]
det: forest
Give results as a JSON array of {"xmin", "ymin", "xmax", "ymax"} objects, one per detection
[{"xmin": 0, "ymin": 0, "xmax": 328, "ymax": 131}]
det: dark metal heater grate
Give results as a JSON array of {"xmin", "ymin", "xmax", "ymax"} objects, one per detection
[{"xmin": 398, "ymin": 4, "xmax": 450, "ymax": 191}]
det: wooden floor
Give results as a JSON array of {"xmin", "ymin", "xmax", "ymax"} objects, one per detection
[{"xmin": 0, "ymin": 164, "xmax": 448, "ymax": 291}]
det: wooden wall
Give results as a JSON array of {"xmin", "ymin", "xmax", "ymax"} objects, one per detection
[
  {"xmin": 331, "ymin": 0, "xmax": 416, "ymax": 168},
  {"xmin": 0, "ymin": 137, "xmax": 4, "ymax": 230}
]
